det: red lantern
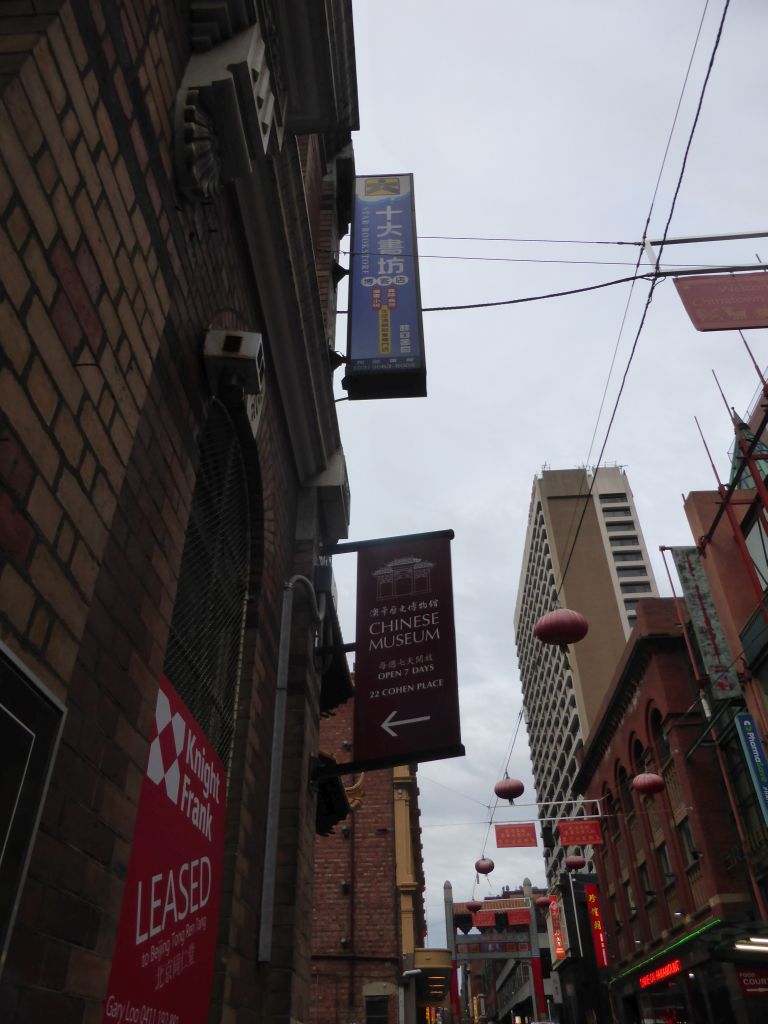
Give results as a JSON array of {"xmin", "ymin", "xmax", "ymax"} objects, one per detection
[
  {"xmin": 466, "ymin": 900, "xmax": 482, "ymax": 912},
  {"xmin": 494, "ymin": 778, "xmax": 525, "ymax": 803},
  {"xmin": 565, "ymin": 854, "xmax": 586, "ymax": 871},
  {"xmin": 475, "ymin": 857, "xmax": 495, "ymax": 875},
  {"xmin": 534, "ymin": 608, "xmax": 589, "ymax": 645},
  {"xmin": 632, "ymin": 772, "xmax": 665, "ymax": 795},
  {"xmin": 534, "ymin": 895, "xmax": 550, "ymax": 907}
]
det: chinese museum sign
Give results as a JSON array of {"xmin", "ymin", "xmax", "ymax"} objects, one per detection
[
  {"xmin": 344, "ymin": 174, "xmax": 426, "ymax": 400},
  {"xmin": 101, "ymin": 676, "xmax": 226, "ymax": 1024},
  {"xmin": 353, "ymin": 532, "xmax": 462, "ymax": 769}
]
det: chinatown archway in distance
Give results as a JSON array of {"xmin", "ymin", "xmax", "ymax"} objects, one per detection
[{"xmin": 320, "ymin": 530, "xmax": 464, "ymax": 776}]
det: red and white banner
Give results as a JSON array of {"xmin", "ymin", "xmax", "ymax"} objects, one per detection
[
  {"xmin": 101, "ymin": 676, "xmax": 226, "ymax": 1024},
  {"xmin": 557, "ymin": 819, "xmax": 603, "ymax": 846},
  {"xmin": 506, "ymin": 909, "xmax": 531, "ymax": 926},
  {"xmin": 495, "ymin": 823, "xmax": 537, "ymax": 848},
  {"xmin": 472, "ymin": 910, "xmax": 497, "ymax": 928},
  {"xmin": 584, "ymin": 883, "xmax": 609, "ymax": 968}
]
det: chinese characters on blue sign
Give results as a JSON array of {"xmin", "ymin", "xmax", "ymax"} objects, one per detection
[{"xmin": 343, "ymin": 175, "xmax": 426, "ymax": 400}]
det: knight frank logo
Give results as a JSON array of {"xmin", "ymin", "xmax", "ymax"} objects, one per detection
[
  {"xmin": 146, "ymin": 681, "xmax": 223, "ymax": 841},
  {"xmin": 146, "ymin": 687, "xmax": 186, "ymax": 803}
]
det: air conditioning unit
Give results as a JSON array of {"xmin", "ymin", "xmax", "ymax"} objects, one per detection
[{"xmin": 204, "ymin": 330, "xmax": 266, "ymax": 440}]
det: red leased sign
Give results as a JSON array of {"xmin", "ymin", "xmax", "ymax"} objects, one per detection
[
  {"xmin": 353, "ymin": 533, "xmax": 462, "ymax": 768},
  {"xmin": 101, "ymin": 676, "xmax": 226, "ymax": 1024}
]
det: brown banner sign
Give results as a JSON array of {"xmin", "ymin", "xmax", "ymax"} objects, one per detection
[{"xmin": 353, "ymin": 532, "xmax": 462, "ymax": 768}]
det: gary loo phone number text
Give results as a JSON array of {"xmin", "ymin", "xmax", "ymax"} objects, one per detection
[{"xmin": 105, "ymin": 998, "xmax": 179, "ymax": 1024}]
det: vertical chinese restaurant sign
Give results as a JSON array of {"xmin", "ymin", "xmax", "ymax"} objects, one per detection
[
  {"xmin": 584, "ymin": 884, "xmax": 608, "ymax": 968},
  {"xmin": 344, "ymin": 174, "xmax": 426, "ymax": 400},
  {"xmin": 495, "ymin": 823, "xmax": 538, "ymax": 848},
  {"xmin": 102, "ymin": 676, "xmax": 225, "ymax": 1024},
  {"xmin": 548, "ymin": 895, "xmax": 567, "ymax": 960},
  {"xmin": 353, "ymin": 532, "xmax": 462, "ymax": 769}
]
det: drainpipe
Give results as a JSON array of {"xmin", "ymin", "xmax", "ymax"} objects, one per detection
[{"xmin": 258, "ymin": 574, "xmax": 324, "ymax": 962}]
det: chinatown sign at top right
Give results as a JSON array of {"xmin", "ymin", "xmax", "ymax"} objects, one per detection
[{"xmin": 674, "ymin": 271, "xmax": 768, "ymax": 331}]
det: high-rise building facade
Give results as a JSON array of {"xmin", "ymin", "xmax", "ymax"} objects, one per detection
[{"xmin": 514, "ymin": 467, "xmax": 659, "ymax": 880}]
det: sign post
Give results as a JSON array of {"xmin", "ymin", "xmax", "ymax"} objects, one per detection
[{"xmin": 101, "ymin": 676, "xmax": 226, "ymax": 1024}]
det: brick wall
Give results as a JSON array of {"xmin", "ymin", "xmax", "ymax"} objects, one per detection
[
  {"xmin": 0, "ymin": 2, "xmax": 341, "ymax": 1022},
  {"xmin": 310, "ymin": 702, "xmax": 401, "ymax": 1024}
]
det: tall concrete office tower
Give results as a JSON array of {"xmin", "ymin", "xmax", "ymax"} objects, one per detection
[{"xmin": 514, "ymin": 467, "xmax": 658, "ymax": 880}]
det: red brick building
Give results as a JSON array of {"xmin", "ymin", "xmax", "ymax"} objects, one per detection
[
  {"xmin": 0, "ymin": 2, "xmax": 358, "ymax": 1023},
  {"xmin": 576, "ymin": 598, "xmax": 767, "ymax": 1024},
  {"xmin": 310, "ymin": 698, "xmax": 451, "ymax": 1024}
]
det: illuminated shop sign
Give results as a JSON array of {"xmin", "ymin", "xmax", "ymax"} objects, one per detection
[
  {"xmin": 344, "ymin": 174, "xmax": 426, "ymax": 400},
  {"xmin": 638, "ymin": 958, "xmax": 682, "ymax": 989}
]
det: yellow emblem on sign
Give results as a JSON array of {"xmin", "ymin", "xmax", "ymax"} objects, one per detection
[{"xmin": 365, "ymin": 176, "xmax": 401, "ymax": 196}]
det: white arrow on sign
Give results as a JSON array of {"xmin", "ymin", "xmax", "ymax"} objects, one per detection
[{"xmin": 381, "ymin": 709, "xmax": 431, "ymax": 737}]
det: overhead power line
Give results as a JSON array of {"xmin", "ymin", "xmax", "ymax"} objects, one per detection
[{"xmin": 554, "ymin": 0, "xmax": 732, "ymax": 600}]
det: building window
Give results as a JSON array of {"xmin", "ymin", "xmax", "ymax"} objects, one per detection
[
  {"xmin": 744, "ymin": 516, "xmax": 768, "ymax": 589},
  {"xmin": 624, "ymin": 879, "xmax": 636, "ymax": 915},
  {"xmin": 657, "ymin": 842, "xmax": 674, "ymax": 883},
  {"xmin": 163, "ymin": 401, "xmax": 250, "ymax": 768},
  {"xmin": 610, "ymin": 535, "xmax": 639, "ymax": 547},
  {"xmin": 620, "ymin": 582, "xmax": 652, "ymax": 594},
  {"xmin": 600, "ymin": 492, "xmax": 628, "ymax": 503},
  {"xmin": 650, "ymin": 709, "xmax": 671, "ymax": 764},
  {"xmin": 606, "ymin": 521, "xmax": 636, "ymax": 532},
  {"xmin": 678, "ymin": 819, "xmax": 699, "ymax": 865},
  {"xmin": 613, "ymin": 550, "xmax": 642, "ymax": 562},
  {"xmin": 639, "ymin": 862, "xmax": 653, "ymax": 900},
  {"xmin": 366, "ymin": 996, "xmax": 389, "ymax": 1024},
  {"xmin": 616, "ymin": 566, "xmax": 647, "ymax": 578},
  {"xmin": 603, "ymin": 507, "xmax": 632, "ymax": 517}
]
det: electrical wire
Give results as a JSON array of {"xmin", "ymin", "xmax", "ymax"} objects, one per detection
[
  {"xmin": 552, "ymin": 0, "xmax": 715, "ymax": 590},
  {"xmin": 554, "ymin": 0, "xmax": 732, "ymax": 601},
  {"xmin": 335, "ymin": 272, "xmax": 657, "ymax": 315}
]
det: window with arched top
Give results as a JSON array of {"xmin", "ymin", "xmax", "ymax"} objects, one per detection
[
  {"xmin": 649, "ymin": 707, "xmax": 671, "ymax": 766},
  {"xmin": 163, "ymin": 400, "xmax": 251, "ymax": 770},
  {"xmin": 617, "ymin": 765, "xmax": 634, "ymax": 815}
]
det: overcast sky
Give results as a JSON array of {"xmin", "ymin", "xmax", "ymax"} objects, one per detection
[{"xmin": 330, "ymin": 0, "xmax": 768, "ymax": 945}]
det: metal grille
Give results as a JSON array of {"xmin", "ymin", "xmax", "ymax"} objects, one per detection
[{"xmin": 163, "ymin": 400, "xmax": 250, "ymax": 768}]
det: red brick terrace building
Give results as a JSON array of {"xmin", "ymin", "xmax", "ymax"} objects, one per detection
[
  {"xmin": 0, "ymin": 2, "xmax": 358, "ymax": 1023},
  {"xmin": 310, "ymin": 699, "xmax": 452, "ymax": 1024},
  {"xmin": 576, "ymin": 599, "xmax": 767, "ymax": 1024}
]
